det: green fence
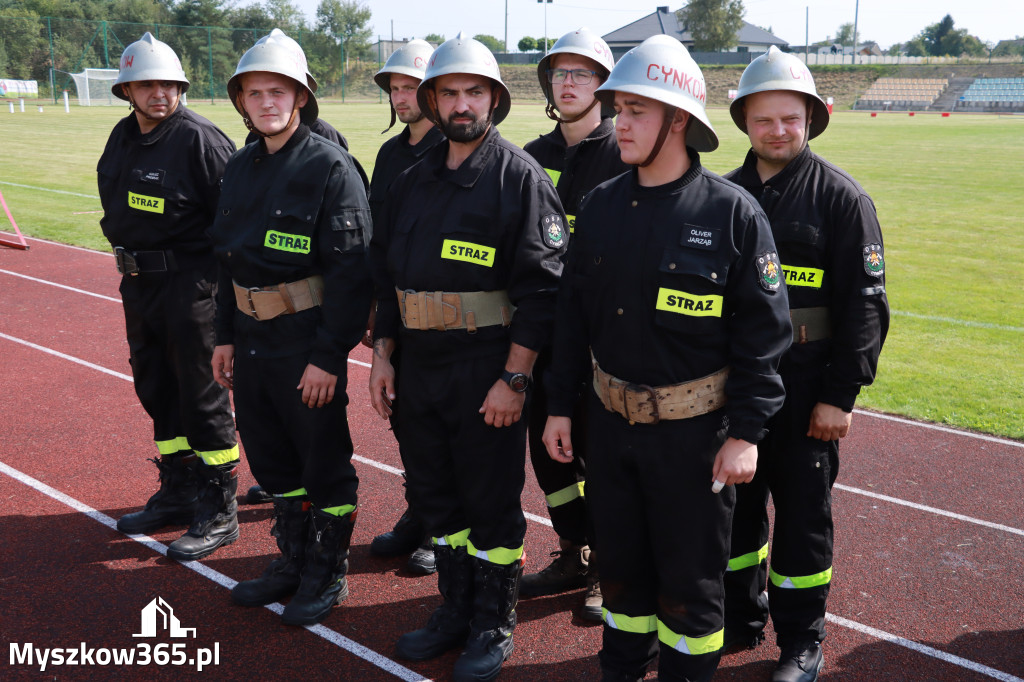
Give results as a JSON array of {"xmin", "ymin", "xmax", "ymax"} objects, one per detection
[{"xmin": 0, "ymin": 15, "xmax": 387, "ymax": 103}]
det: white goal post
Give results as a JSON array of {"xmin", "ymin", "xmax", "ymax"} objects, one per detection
[{"xmin": 70, "ymin": 68, "xmax": 119, "ymax": 106}]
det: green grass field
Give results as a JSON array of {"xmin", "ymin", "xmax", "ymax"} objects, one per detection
[{"xmin": 2, "ymin": 100, "xmax": 1022, "ymax": 439}]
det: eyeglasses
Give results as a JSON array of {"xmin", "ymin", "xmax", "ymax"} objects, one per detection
[{"xmin": 547, "ymin": 68, "xmax": 597, "ymax": 85}]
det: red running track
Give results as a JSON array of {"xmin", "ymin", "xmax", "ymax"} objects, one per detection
[{"xmin": 1, "ymin": 237, "xmax": 1022, "ymax": 681}]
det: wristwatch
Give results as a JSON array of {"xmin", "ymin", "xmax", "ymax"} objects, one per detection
[{"xmin": 500, "ymin": 370, "xmax": 530, "ymax": 393}]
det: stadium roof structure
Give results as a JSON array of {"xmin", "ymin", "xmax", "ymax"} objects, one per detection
[{"xmin": 603, "ymin": 5, "xmax": 787, "ymax": 56}]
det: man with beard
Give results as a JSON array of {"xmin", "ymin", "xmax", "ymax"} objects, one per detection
[
  {"xmin": 365, "ymin": 39, "xmax": 446, "ymax": 576},
  {"xmin": 368, "ymin": 33, "xmax": 566, "ymax": 682},
  {"xmin": 97, "ymin": 32, "xmax": 240, "ymax": 561},
  {"xmin": 722, "ymin": 47, "xmax": 889, "ymax": 682},
  {"xmin": 520, "ymin": 26, "xmax": 629, "ymax": 621}
]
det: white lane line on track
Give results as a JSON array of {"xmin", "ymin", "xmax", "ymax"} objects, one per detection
[
  {"xmin": 826, "ymin": 613, "xmax": 1024, "ymax": 682},
  {"xmin": 0, "ymin": 268, "xmax": 122, "ymax": 302},
  {"xmin": 0, "ymin": 460, "xmax": 430, "ymax": 682},
  {"xmin": 5, "ymin": 337, "xmax": 1024, "ymax": 679},
  {"xmin": 891, "ymin": 310, "xmax": 1024, "ymax": 334},
  {"xmin": 835, "ymin": 484, "xmax": 1024, "ymax": 538},
  {"xmin": 0, "ymin": 331, "xmax": 133, "ymax": 381},
  {"xmin": 0, "ymin": 181, "xmax": 100, "ymax": 200},
  {"xmin": 854, "ymin": 410, "xmax": 1024, "ymax": 450},
  {"xmin": 25, "ymin": 235, "xmax": 113, "ymax": 255}
]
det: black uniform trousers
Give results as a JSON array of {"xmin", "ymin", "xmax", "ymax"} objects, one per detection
[
  {"xmin": 232, "ymin": 347, "xmax": 358, "ymax": 511},
  {"xmin": 725, "ymin": 364, "xmax": 839, "ymax": 648},
  {"xmin": 527, "ymin": 347, "xmax": 591, "ymax": 547},
  {"xmin": 588, "ymin": 392, "xmax": 730, "ymax": 680},
  {"xmin": 120, "ymin": 263, "xmax": 236, "ymax": 461},
  {"xmin": 398, "ymin": 348, "xmax": 527, "ymax": 556}
]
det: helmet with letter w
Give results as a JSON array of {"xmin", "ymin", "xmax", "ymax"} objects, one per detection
[
  {"xmin": 227, "ymin": 28, "xmax": 319, "ymax": 133},
  {"xmin": 730, "ymin": 45, "xmax": 829, "ymax": 139},
  {"xmin": 374, "ymin": 39, "xmax": 434, "ymax": 133},
  {"xmin": 416, "ymin": 31, "xmax": 512, "ymax": 126},
  {"xmin": 536, "ymin": 27, "xmax": 616, "ymax": 122},
  {"xmin": 595, "ymin": 34, "xmax": 718, "ymax": 162},
  {"xmin": 113, "ymin": 32, "xmax": 189, "ymax": 100}
]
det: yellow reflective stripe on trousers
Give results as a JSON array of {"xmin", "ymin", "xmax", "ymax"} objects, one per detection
[
  {"xmin": 194, "ymin": 444, "xmax": 240, "ymax": 466},
  {"xmin": 155, "ymin": 436, "xmax": 190, "ymax": 456},
  {"xmin": 546, "ymin": 481, "xmax": 585, "ymax": 508},
  {"xmin": 433, "ymin": 528, "xmax": 471, "ymax": 549},
  {"xmin": 544, "ymin": 168, "xmax": 562, "ymax": 185},
  {"xmin": 277, "ymin": 488, "xmax": 307, "ymax": 498},
  {"xmin": 727, "ymin": 542, "xmax": 769, "ymax": 572},
  {"xmin": 769, "ymin": 565, "xmax": 833, "ymax": 589},
  {"xmin": 601, "ymin": 609, "xmax": 657, "ymax": 634},
  {"xmin": 319, "ymin": 504, "xmax": 356, "ymax": 517},
  {"xmin": 657, "ymin": 621, "xmax": 723, "ymax": 655},
  {"xmin": 467, "ymin": 539, "xmax": 524, "ymax": 565}
]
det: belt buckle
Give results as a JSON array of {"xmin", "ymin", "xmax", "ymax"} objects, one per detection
[
  {"xmin": 114, "ymin": 247, "xmax": 139, "ymax": 276},
  {"xmin": 245, "ymin": 287, "xmax": 261, "ymax": 321},
  {"xmin": 626, "ymin": 383, "xmax": 660, "ymax": 425}
]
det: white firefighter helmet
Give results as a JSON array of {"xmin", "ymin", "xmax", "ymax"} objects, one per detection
[
  {"xmin": 112, "ymin": 32, "xmax": 189, "ymax": 101},
  {"xmin": 227, "ymin": 28, "xmax": 318, "ymax": 124},
  {"xmin": 730, "ymin": 45, "xmax": 829, "ymax": 139},
  {"xmin": 537, "ymin": 27, "xmax": 616, "ymax": 120},
  {"xmin": 416, "ymin": 31, "xmax": 511, "ymax": 126},
  {"xmin": 596, "ymin": 34, "xmax": 718, "ymax": 153},
  {"xmin": 374, "ymin": 38, "xmax": 434, "ymax": 132}
]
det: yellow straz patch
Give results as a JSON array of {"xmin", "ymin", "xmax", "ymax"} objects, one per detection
[
  {"xmin": 782, "ymin": 266, "xmax": 824, "ymax": 288},
  {"xmin": 544, "ymin": 168, "xmax": 562, "ymax": 185},
  {"xmin": 656, "ymin": 288, "xmax": 723, "ymax": 317},
  {"xmin": 567, "ymin": 214, "xmax": 576, "ymax": 234},
  {"xmin": 442, "ymin": 239, "xmax": 495, "ymax": 267},
  {"xmin": 128, "ymin": 192, "xmax": 164, "ymax": 214},
  {"xmin": 264, "ymin": 230, "xmax": 311, "ymax": 254}
]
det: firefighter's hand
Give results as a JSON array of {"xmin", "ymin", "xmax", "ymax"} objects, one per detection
[
  {"xmin": 807, "ymin": 402, "xmax": 852, "ymax": 441},
  {"xmin": 711, "ymin": 437, "xmax": 758, "ymax": 491},
  {"xmin": 297, "ymin": 363, "xmax": 337, "ymax": 408},
  {"xmin": 542, "ymin": 416, "xmax": 574, "ymax": 463},
  {"xmin": 369, "ymin": 358, "xmax": 395, "ymax": 420},
  {"xmin": 480, "ymin": 380, "xmax": 525, "ymax": 428},
  {"xmin": 212, "ymin": 344, "xmax": 235, "ymax": 390}
]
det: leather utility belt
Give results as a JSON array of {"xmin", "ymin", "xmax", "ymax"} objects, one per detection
[
  {"xmin": 114, "ymin": 246, "xmax": 180, "ymax": 276},
  {"xmin": 397, "ymin": 287, "xmax": 514, "ymax": 333},
  {"xmin": 234, "ymin": 275, "xmax": 324, "ymax": 321},
  {"xmin": 592, "ymin": 357, "xmax": 729, "ymax": 425},
  {"xmin": 790, "ymin": 306, "xmax": 832, "ymax": 344}
]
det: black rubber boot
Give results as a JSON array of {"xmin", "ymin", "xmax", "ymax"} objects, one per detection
[
  {"xmin": 370, "ymin": 506, "xmax": 424, "ymax": 557},
  {"xmin": 239, "ymin": 484, "xmax": 274, "ymax": 505},
  {"xmin": 519, "ymin": 537, "xmax": 589, "ymax": 597},
  {"xmin": 117, "ymin": 453, "xmax": 198, "ymax": 535},
  {"xmin": 395, "ymin": 545, "xmax": 474, "ymax": 660},
  {"xmin": 452, "ymin": 558, "xmax": 522, "ymax": 682},
  {"xmin": 231, "ymin": 497, "xmax": 308, "ymax": 606},
  {"xmin": 772, "ymin": 640, "xmax": 823, "ymax": 682},
  {"xmin": 407, "ymin": 537, "xmax": 437, "ymax": 575},
  {"xmin": 166, "ymin": 461, "xmax": 239, "ymax": 561},
  {"xmin": 281, "ymin": 510, "xmax": 355, "ymax": 626}
]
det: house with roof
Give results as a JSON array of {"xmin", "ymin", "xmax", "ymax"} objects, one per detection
[{"xmin": 602, "ymin": 5, "xmax": 788, "ymax": 60}]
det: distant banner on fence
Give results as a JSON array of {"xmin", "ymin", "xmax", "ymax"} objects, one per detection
[{"xmin": 0, "ymin": 79, "xmax": 38, "ymax": 98}]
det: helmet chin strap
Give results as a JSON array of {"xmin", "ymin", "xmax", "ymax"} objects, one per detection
[
  {"xmin": 382, "ymin": 95, "xmax": 398, "ymax": 134},
  {"xmin": 638, "ymin": 104, "xmax": 678, "ymax": 168},
  {"xmin": 545, "ymin": 97, "xmax": 599, "ymax": 124}
]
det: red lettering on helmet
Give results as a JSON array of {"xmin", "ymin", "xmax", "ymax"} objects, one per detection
[
  {"xmin": 429, "ymin": 53, "xmax": 437, "ymax": 67},
  {"xmin": 414, "ymin": 56, "xmax": 424, "ymax": 67},
  {"xmin": 789, "ymin": 64, "xmax": 811, "ymax": 81},
  {"xmin": 122, "ymin": 55, "xmax": 134, "ymax": 68},
  {"xmin": 679, "ymin": 71, "xmax": 691, "ymax": 91},
  {"xmin": 593, "ymin": 41, "xmax": 606, "ymax": 56},
  {"xmin": 647, "ymin": 63, "xmax": 659, "ymax": 81}
]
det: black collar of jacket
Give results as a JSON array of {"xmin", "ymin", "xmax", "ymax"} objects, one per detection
[
  {"xmin": 630, "ymin": 146, "xmax": 703, "ymax": 195},
  {"xmin": 738, "ymin": 143, "xmax": 813, "ymax": 191},
  {"xmin": 539, "ymin": 115, "xmax": 616, "ymax": 151},
  {"xmin": 257, "ymin": 122, "xmax": 310, "ymax": 157},
  {"xmin": 401, "ymin": 124, "xmax": 446, "ymax": 158},
  {"xmin": 430, "ymin": 125, "xmax": 501, "ymax": 188},
  {"xmin": 129, "ymin": 105, "xmax": 186, "ymax": 146}
]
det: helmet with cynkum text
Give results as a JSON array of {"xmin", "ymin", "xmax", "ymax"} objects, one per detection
[
  {"xmin": 730, "ymin": 45, "xmax": 829, "ymax": 139},
  {"xmin": 227, "ymin": 28, "xmax": 319, "ymax": 124},
  {"xmin": 113, "ymin": 32, "xmax": 189, "ymax": 100},
  {"xmin": 595, "ymin": 34, "xmax": 717, "ymax": 152},
  {"xmin": 417, "ymin": 31, "xmax": 511, "ymax": 126}
]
